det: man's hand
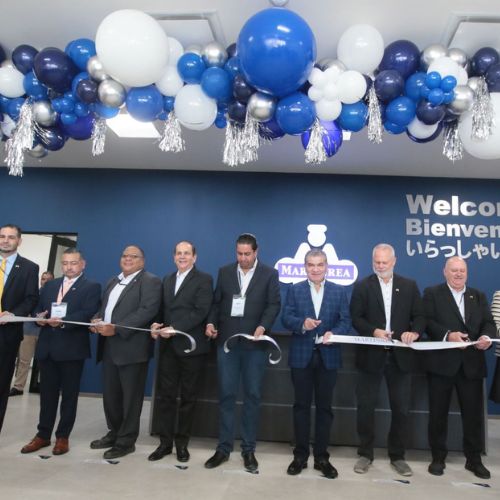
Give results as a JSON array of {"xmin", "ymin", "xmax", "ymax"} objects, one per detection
[
  {"xmin": 401, "ymin": 331, "xmax": 419, "ymax": 345},
  {"xmin": 205, "ymin": 323, "xmax": 218, "ymax": 339},
  {"xmin": 322, "ymin": 331, "xmax": 333, "ymax": 344},
  {"xmin": 0, "ymin": 311, "xmax": 13, "ymax": 325},
  {"xmin": 475, "ymin": 335, "xmax": 492, "ymax": 351},
  {"xmin": 447, "ymin": 331, "xmax": 469, "ymax": 349},
  {"xmin": 373, "ymin": 328, "xmax": 392, "ymax": 341},
  {"xmin": 303, "ymin": 318, "xmax": 321, "ymax": 331},
  {"xmin": 93, "ymin": 321, "xmax": 116, "ymax": 337},
  {"xmin": 89, "ymin": 318, "xmax": 102, "ymax": 334},
  {"xmin": 253, "ymin": 326, "xmax": 265, "ymax": 339},
  {"xmin": 46, "ymin": 317, "xmax": 63, "ymax": 328},
  {"xmin": 36, "ymin": 310, "xmax": 49, "ymax": 326}
]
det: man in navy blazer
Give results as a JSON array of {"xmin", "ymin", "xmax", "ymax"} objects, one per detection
[
  {"xmin": 0, "ymin": 224, "xmax": 39, "ymax": 435},
  {"xmin": 282, "ymin": 249, "xmax": 351, "ymax": 479},
  {"xmin": 21, "ymin": 248, "xmax": 101, "ymax": 455}
]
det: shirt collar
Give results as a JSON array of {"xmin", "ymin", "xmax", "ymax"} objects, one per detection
[
  {"xmin": 308, "ymin": 279, "xmax": 325, "ymax": 289},
  {"xmin": 177, "ymin": 266, "xmax": 193, "ymax": 278},
  {"xmin": 377, "ymin": 274, "xmax": 393, "ymax": 286},
  {"xmin": 0, "ymin": 253, "xmax": 18, "ymax": 264},
  {"xmin": 447, "ymin": 283, "xmax": 466, "ymax": 295},
  {"xmin": 238, "ymin": 259, "xmax": 258, "ymax": 275},
  {"xmin": 118, "ymin": 269, "xmax": 142, "ymax": 283}
]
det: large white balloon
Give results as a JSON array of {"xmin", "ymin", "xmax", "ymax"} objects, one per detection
[
  {"xmin": 458, "ymin": 93, "xmax": 500, "ymax": 160},
  {"xmin": 314, "ymin": 99, "xmax": 342, "ymax": 121},
  {"xmin": 167, "ymin": 37, "xmax": 184, "ymax": 67},
  {"xmin": 95, "ymin": 9, "xmax": 169, "ymax": 87},
  {"xmin": 0, "ymin": 65, "xmax": 25, "ymax": 98},
  {"xmin": 155, "ymin": 66, "xmax": 184, "ymax": 96},
  {"xmin": 337, "ymin": 70, "xmax": 367, "ymax": 104},
  {"xmin": 337, "ymin": 24, "xmax": 384, "ymax": 74},
  {"xmin": 407, "ymin": 117, "xmax": 439, "ymax": 139},
  {"xmin": 174, "ymin": 84, "xmax": 217, "ymax": 131}
]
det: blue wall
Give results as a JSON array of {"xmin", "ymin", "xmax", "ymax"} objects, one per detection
[{"xmin": 2, "ymin": 167, "xmax": 500, "ymax": 413}]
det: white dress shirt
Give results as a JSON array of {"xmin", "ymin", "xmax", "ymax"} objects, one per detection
[
  {"xmin": 104, "ymin": 270, "xmax": 141, "ymax": 323},
  {"xmin": 175, "ymin": 267, "xmax": 193, "ymax": 294},
  {"xmin": 378, "ymin": 275, "xmax": 393, "ymax": 333}
]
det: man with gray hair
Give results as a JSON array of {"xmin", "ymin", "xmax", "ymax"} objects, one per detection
[{"xmin": 350, "ymin": 243, "xmax": 425, "ymax": 476}]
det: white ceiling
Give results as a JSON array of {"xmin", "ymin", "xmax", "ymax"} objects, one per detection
[{"xmin": 1, "ymin": 0, "xmax": 500, "ymax": 179}]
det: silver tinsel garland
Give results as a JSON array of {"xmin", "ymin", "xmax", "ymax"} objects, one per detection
[
  {"xmin": 159, "ymin": 112, "xmax": 185, "ymax": 153},
  {"xmin": 367, "ymin": 85, "xmax": 383, "ymax": 144},
  {"xmin": 304, "ymin": 120, "xmax": 327, "ymax": 165},
  {"xmin": 5, "ymin": 100, "xmax": 34, "ymax": 177},
  {"xmin": 471, "ymin": 76, "xmax": 495, "ymax": 141},
  {"xmin": 442, "ymin": 122, "xmax": 463, "ymax": 162},
  {"xmin": 222, "ymin": 111, "xmax": 260, "ymax": 167},
  {"xmin": 91, "ymin": 118, "xmax": 107, "ymax": 156}
]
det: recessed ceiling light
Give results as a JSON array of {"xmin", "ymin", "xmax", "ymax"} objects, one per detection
[{"xmin": 107, "ymin": 114, "xmax": 161, "ymax": 139}]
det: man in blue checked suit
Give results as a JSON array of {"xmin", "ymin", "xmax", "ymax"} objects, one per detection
[{"xmin": 282, "ymin": 249, "xmax": 351, "ymax": 479}]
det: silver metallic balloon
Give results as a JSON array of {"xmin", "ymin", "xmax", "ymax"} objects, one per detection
[
  {"xmin": 420, "ymin": 44, "xmax": 448, "ymax": 71},
  {"xmin": 87, "ymin": 56, "xmax": 110, "ymax": 82},
  {"xmin": 98, "ymin": 79, "xmax": 126, "ymax": 108},
  {"xmin": 27, "ymin": 143, "xmax": 48, "ymax": 159},
  {"xmin": 247, "ymin": 92, "xmax": 276, "ymax": 122},
  {"xmin": 448, "ymin": 85, "xmax": 474, "ymax": 114},
  {"xmin": 317, "ymin": 58, "xmax": 346, "ymax": 74},
  {"xmin": 467, "ymin": 76, "xmax": 481, "ymax": 93},
  {"xmin": 448, "ymin": 47, "xmax": 468, "ymax": 68},
  {"xmin": 32, "ymin": 100, "xmax": 58, "ymax": 127},
  {"xmin": 201, "ymin": 42, "xmax": 228, "ymax": 68},
  {"xmin": 185, "ymin": 44, "xmax": 202, "ymax": 56}
]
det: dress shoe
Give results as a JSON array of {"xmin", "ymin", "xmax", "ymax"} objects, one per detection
[
  {"xmin": 465, "ymin": 461, "xmax": 491, "ymax": 479},
  {"xmin": 21, "ymin": 436, "xmax": 51, "ymax": 454},
  {"xmin": 90, "ymin": 435, "xmax": 115, "ymax": 450},
  {"xmin": 391, "ymin": 459, "xmax": 413, "ymax": 477},
  {"xmin": 52, "ymin": 437, "xmax": 69, "ymax": 455},
  {"xmin": 353, "ymin": 456, "xmax": 372, "ymax": 474},
  {"xmin": 204, "ymin": 450, "xmax": 229, "ymax": 469},
  {"xmin": 428, "ymin": 460, "xmax": 445, "ymax": 476},
  {"xmin": 148, "ymin": 444, "xmax": 172, "ymax": 461},
  {"xmin": 242, "ymin": 451, "xmax": 258, "ymax": 472},
  {"xmin": 9, "ymin": 387, "xmax": 23, "ymax": 396},
  {"xmin": 103, "ymin": 445, "xmax": 135, "ymax": 460},
  {"xmin": 287, "ymin": 458, "xmax": 308, "ymax": 475},
  {"xmin": 314, "ymin": 459, "xmax": 338, "ymax": 479},
  {"xmin": 176, "ymin": 445, "xmax": 190, "ymax": 463}
]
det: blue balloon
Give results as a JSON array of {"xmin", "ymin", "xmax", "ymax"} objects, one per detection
[
  {"xmin": 224, "ymin": 56, "xmax": 240, "ymax": 79},
  {"xmin": 385, "ymin": 96, "xmax": 416, "ymax": 126},
  {"xmin": 163, "ymin": 95, "xmax": 175, "ymax": 112},
  {"xmin": 7, "ymin": 98, "xmax": 25, "ymax": 120},
  {"xmin": 226, "ymin": 43, "xmax": 238, "ymax": 59},
  {"xmin": 23, "ymin": 71, "xmax": 48, "ymax": 100},
  {"xmin": 60, "ymin": 112, "xmax": 77, "ymax": 125},
  {"xmin": 275, "ymin": 92, "xmax": 315, "ymax": 135},
  {"xmin": 177, "ymin": 53, "xmax": 206, "ymax": 84},
  {"xmin": 259, "ymin": 117, "xmax": 285, "ymax": 140},
  {"xmin": 379, "ymin": 40, "xmax": 420, "ymax": 79},
  {"xmin": 425, "ymin": 71, "xmax": 441, "ymax": 89},
  {"xmin": 60, "ymin": 96, "xmax": 75, "ymax": 113},
  {"xmin": 416, "ymin": 101, "xmax": 445, "ymax": 125},
  {"xmin": 215, "ymin": 115, "xmax": 227, "ymax": 129},
  {"xmin": 74, "ymin": 102, "xmax": 90, "ymax": 117},
  {"xmin": 470, "ymin": 47, "xmax": 500, "ymax": 77},
  {"xmin": 406, "ymin": 121, "xmax": 443, "ymax": 143},
  {"xmin": 420, "ymin": 84, "xmax": 430, "ymax": 99},
  {"xmin": 76, "ymin": 79, "xmax": 98, "ymax": 104},
  {"xmin": 33, "ymin": 47, "xmax": 78, "ymax": 93},
  {"xmin": 0, "ymin": 95, "xmax": 11, "ymax": 113},
  {"xmin": 442, "ymin": 91, "xmax": 455, "ymax": 105},
  {"xmin": 238, "ymin": 8, "xmax": 316, "ymax": 97},
  {"xmin": 301, "ymin": 120, "xmax": 343, "ymax": 157},
  {"xmin": 440, "ymin": 75, "xmax": 457, "ymax": 92},
  {"xmin": 201, "ymin": 67, "xmax": 232, "ymax": 102},
  {"xmin": 65, "ymin": 38, "xmax": 96, "ymax": 71},
  {"xmin": 126, "ymin": 85, "xmax": 163, "ymax": 122},
  {"xmin": 36, "ymin": 125, "xmax": 66, "ymax": 151},
  {"xmin": 338, "ymin": 101, "xmax": 368, "ymax": 132},
  {"xmin": 61, "ymin": 114, "xmax": 94, "ymax": 140},
  {"xmin": 384, "ymin": 121, "xmax": 406, "ymax": 134},
  {"xmin": 405, "ymin": 72, "xmax": 427, "ymax": 101},
  {"xmin": 12, "ymin": 44, "xmax": 39, "ymax": 74},
  {"xmin": 427, "ymin": 88, "xmax": 444, "ymax": 106},
  {"xmin": 91, "ymin": 102, "xmax": 120, "ymax": 119},
  {"xmin": 72, "ymin": 72, "xmax": 90, "ymax": 95},
  {"xmin": 374, "ymin": 70, "xmax": 404, "ymax": 102},
  {"xmin": 51, "ymin": 98, "xmax": 64, "ymax": 114},
  {"xmin": 0, "ymin": 44, "xmax": 5, "ymax": 65}
]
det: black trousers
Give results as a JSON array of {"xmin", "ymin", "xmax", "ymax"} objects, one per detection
[
  {"xmin": 0, "ymin": 340, "xmax": 20, "ymax": 434},
  {"xmin": 428, "ymin": 366, "xmax": 484, "ymax": 463},
  {"xmin": 155, "ymin": 344, "xmax": 206, "ymax": 447},
  {"xmin": 291, "ymin": 350, "xmax": 337, "ymax": 461},
  {"xmin": 356, "ymin": 351, "xmax": 411, "ymax": 461},
  {"xmin": 37, "ymin": 357, "xmax": 84, "ymax": 440}
]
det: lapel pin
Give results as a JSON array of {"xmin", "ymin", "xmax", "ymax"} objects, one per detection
[
  {"xmin": 395, "ymin": 289, "xmax": 399, "ymax": 292},
  {"xmin": 469, "ymin": 295, "xmax": 473, "ymax": 299}
]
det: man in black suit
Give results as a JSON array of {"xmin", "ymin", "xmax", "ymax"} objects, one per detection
[
  {"xmin": 20, "ymin": 248, "xmax": 101, "ymax": 455},
  {"xmin": 350, "ymin": 243, "xmax": 425, "ymax": 476},
  {"xmin": 204, "ymin": 233, "xmax": 281, "ymax": 472},
  {"xmin": 90, "ymin": 245, "xmax": 162, "ymax": 459},
  {"xmin": 0, "ymin": 224, "xmax": 39, "ymax": 435},
  {"xmin": 148, "ymin": 241, "xmax": 213, "ymax": 462},
  {"xmin": 424, "ymin": 256, "xmax": 496, "ymax": 479}
]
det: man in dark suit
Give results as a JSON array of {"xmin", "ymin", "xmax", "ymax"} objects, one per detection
[
  {"xmin": 0, "ymin": 224, "xmax": 39, "ymax": 435},
  {"xmin": 20, "ymin": 248, "xmax": 101, "ymax": 455},
  {"xmin": 204, "ymin": 233, "xmax": 280, "ymax": 472},
  {"xmin": 350, "ymin": 243, "xmax": 425, "ymax": 476},
  {"xmin": 282, "ymin": 249, "xmax": 351, "ymax": 479},
  {"xmin": 424, "ymin": 256, "xmax": 496, "ymax": 479},
  {"xmin": 148, "ymin": 241, "xmax": 213, "ymax": 462},
  {"xmin": 90, "ymin": 245, "xmax": 162, "ymax": 459}
]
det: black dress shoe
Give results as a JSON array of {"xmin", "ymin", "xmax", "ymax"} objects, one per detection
[
  {"xmin": 148, "ymin": 444, "xmax": 172, "ymax": 461},
  {"xmin": 90, "ymin": 435, "xmax": 115, "ymax": 449},
  {"xmin": 204, "ymin": 450, "xmax": 229, "ymax": 469},
  {"xmin": 428, "ymin": 460, "xmax": 445, "ymax": 476},
  {"xmin": 242, "ymin": 451, "xmax": 258, "ymax": 472},
  {"xmin": 103, "ymin": 445, "xmax": 135, "ymax": 459},
  {"xmin": 176, "ymin": 445, "xmax": 190, "ymax": 462},
  {"xmin": 465, "ymin": 461, "xmax": 491, "ymax": 479},
  {"xmin": 287, "ymin": 458, "xmax": 308, "ymax": 475},
  {"xmin": 9, "ymin": 387, "xmax": 23, "ymax": 396},
  {"xmin": 314, "ymin": 459, "xmax": 338, "ymax": 479}
]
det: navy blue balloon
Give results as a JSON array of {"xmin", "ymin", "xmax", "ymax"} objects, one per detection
[
  {"xmin": 177, "ymin": 53, "xmax": 206, "ymax": 84},
  {"xmin": 76, "ymin": 79, "xmax": 98, "ymax": 104},
  {"xmin": 405, "ymin": 72, "xmax": 426, "ymax": 101},
  {"xmin": 486, "ymin": 63, "xmax": 500, "ymax": 92},
  {"xmin": 416, "ymin": 101, "xmax": 445, "ymax": 125},
  {"xmin": 12, "ymin": 44, "xmax": 39, "ymax": 74},
  {"xmin": 374, "ymin": 70, "xmax": 404, "ymax": 102},
  {"xmin": 379, "ymin": 40, "xmax": 420, "ymax": 79},
  {"xmin": 163, "ymin": 96, "xmax": 175, "ymax": 113},
  {"xmin": 7, "ymin": 98, "xmax": 25, "ymax": 120},
  {"xmin": 259, "ymin": 117, "xmax": 285, "ymax": 140},
  {"xmin": 362, "ymin": 75, "xmax": 373, "ymax": 100},
  {"xmin": 126, "ymin": 85, "xmax": 163, "ymax": 122},
  {"xmin": 33, "ymin": 47, "xmax": 78, "ymax": 93},
  {"xmin": 227, "ymin": 100, "xmax": 247, "ymax": 123},
  {"xmin": 471, "ymin": 47, "xmax": 500, "ymax": 77},
  {"xmin": 238, "ymin": 8, "xmax": 316, "ymax": 97},
  {"xmin": 406, "ymin": 121, "xmax": 443, "ymax": 143},
  {"xmin": 71, "ymin": 72, "xmax": 90, "ymax": 96},
  {"xmin": 224, "ymin": 57, "xmax": 240, "ymax": 79},
  {"xmin": 23, "ymin": 71, "xmax": 48, "ymax": 100},
  {"xmin": 0, "ymin": 44, "xmax": 5, "ymax": 65},
  {"xmin": 233, "ymin": 74, "xmax": 254, "ymax": 103},
  {"xmin": 201, "ymin": 67, "xmax": 232, "ymax": 102},
  {"xmin": 65, "ymin": 38, "xmax": 96, "ymax": 71},
  {"xmin": 384, "ymin": 121, "xmax": 406, "ymax": 134},
  {"xmin": 226, "ymin": 43, "xmax": 238, "ymax": 58},
  {"xmin": 301, "ymin": 120, "xmax": 343, "ymax": 157},
  {"xmin": 338, "ymin": 101, "xmax": 368, "ymax": 132},
  {"xmin": 36, "ymin": 126, "xmax": 66, "ymax": 151},
  {"xmin": 61, "ymin": 114, "xmax": 94, "ymax": 140},
  {"xmin": 275, "ymin": 92, "xmax": 315, "ymax": 135}
]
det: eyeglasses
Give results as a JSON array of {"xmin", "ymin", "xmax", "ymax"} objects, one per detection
[{"xmin": 121, "ymin": 254, "xmax": 143, "ymax": 259}]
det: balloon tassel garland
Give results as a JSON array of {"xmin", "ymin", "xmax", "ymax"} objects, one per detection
[
  {"xmin": 223, "ymin": 121, "xmax": 242, "ymax": 167},
  {"xmin": 159, "ymin": 112, "xmax": 185, "ymax": 153},
  {"xmin": 223, "ymin": 111, "xmax": 260, "ymax": 167},
  {"xmin": 241, "ymin": 109, "xmax": 260, "ymax": 164},
  {"xmin": 442, "ymin": 122, "xmax": 463, "ymax": 162},
  {"xmin": 304, "ymin": 120, "xmax": 327, "ymax": 165},
  {"xmin": 91, "ymin": 118, "xmax": 107, "ymax": 156},
  {"xmin": 471, "ymin": 77, "xmax": 495, "ymax": 141},
  {"xmin": 367, "ymin": 86, "xmax": 383, "ymax": 144},
  {"xmin": 5, "ymin": 100, "xmax": 34, "ymax": 177}
]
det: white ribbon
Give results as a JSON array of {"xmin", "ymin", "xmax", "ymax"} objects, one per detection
[{"xmin": 223, "ymin": 333, "xmax": 282, "ymax": 365}]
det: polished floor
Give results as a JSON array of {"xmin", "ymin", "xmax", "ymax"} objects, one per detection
[{"xmin": 1, "ymin": 392, "xmax": 499, "ymax": 500}]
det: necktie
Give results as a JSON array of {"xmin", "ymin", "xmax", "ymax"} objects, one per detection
[
  {"xmin": 57, "ymin": 279, "xmax": 73, "ymax": 304},
  {"xmin": 0, "ymin": 259, "xmax": 6, "ymax": 313}
]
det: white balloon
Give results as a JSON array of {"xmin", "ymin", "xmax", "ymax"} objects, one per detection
[
  {"xmin": 308, "ymin": 67, "xmax": 326, "ymax": 88},
  {"xmin": 428, "ymin": 56, "xmax": 460, "ymax": 80},
  {"xmin": 307, "ymin": 86, "xmax": 323, "ymax": 102},
  {"xmin": 407, "ymin": 117, "xmax": 439, "ymax": 139},
  {"xmin": 174, "ymin": 84, "xmax": 217, "ymax": 131},
  {"xmin": 458, "ymin": 93, "xmax": 500, "ymax": 160},
  {"xmin": 0, "ymin": 65, "xmax": 25, "ymax": 98},
  {"xmin": 155, "ymin": 66, "xmax": 184, "ymax": 96},
  {"xmin": 337, "ymin": 24, "xmax": 384, "ymax": 74},
  {"xmin": 96, "ymin": 9, "xmax": 169, "ymax": 87},
  {"xmin": 0, "ymin": 115, "xmax": 16, "ymax": 137},
  {"xmin": 337, "ymin": 70, "xmax": 367, "ymax": 104},
  {"xmin": 456, "ymin": 66, "xmax": 468, "ymax": 86},
  {"xmin": 322, "ymin": 82, "xmax": 339, "ymax": 101},
  {"xmin": 314, "ymin": 99, "xmax": 342, "ymax": 121},
  {"xmin": 324, "ymin": 65, "xmax": 344, "ymax": 81},
  {"xmin": 167, "ymin": 37, "xmax": 184, "ymax": 67}
]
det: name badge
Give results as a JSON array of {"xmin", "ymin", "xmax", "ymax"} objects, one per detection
[
  {"xmin": 231, "ymin": 295, "xmax": 246, "ymax": 317},
  {"xmin": 51, "ymin": 302, "xmax": 68, "ymax": 318}
]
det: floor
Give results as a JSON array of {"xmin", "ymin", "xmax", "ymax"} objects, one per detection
[{"xmin": 1, "ymin": 393, "xmax": 499, "ymax": 500}]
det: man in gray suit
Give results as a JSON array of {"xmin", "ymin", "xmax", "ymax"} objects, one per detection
[{"xmin": 90, "ymin": 245, "xmax": 162, "ymax": 459}]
